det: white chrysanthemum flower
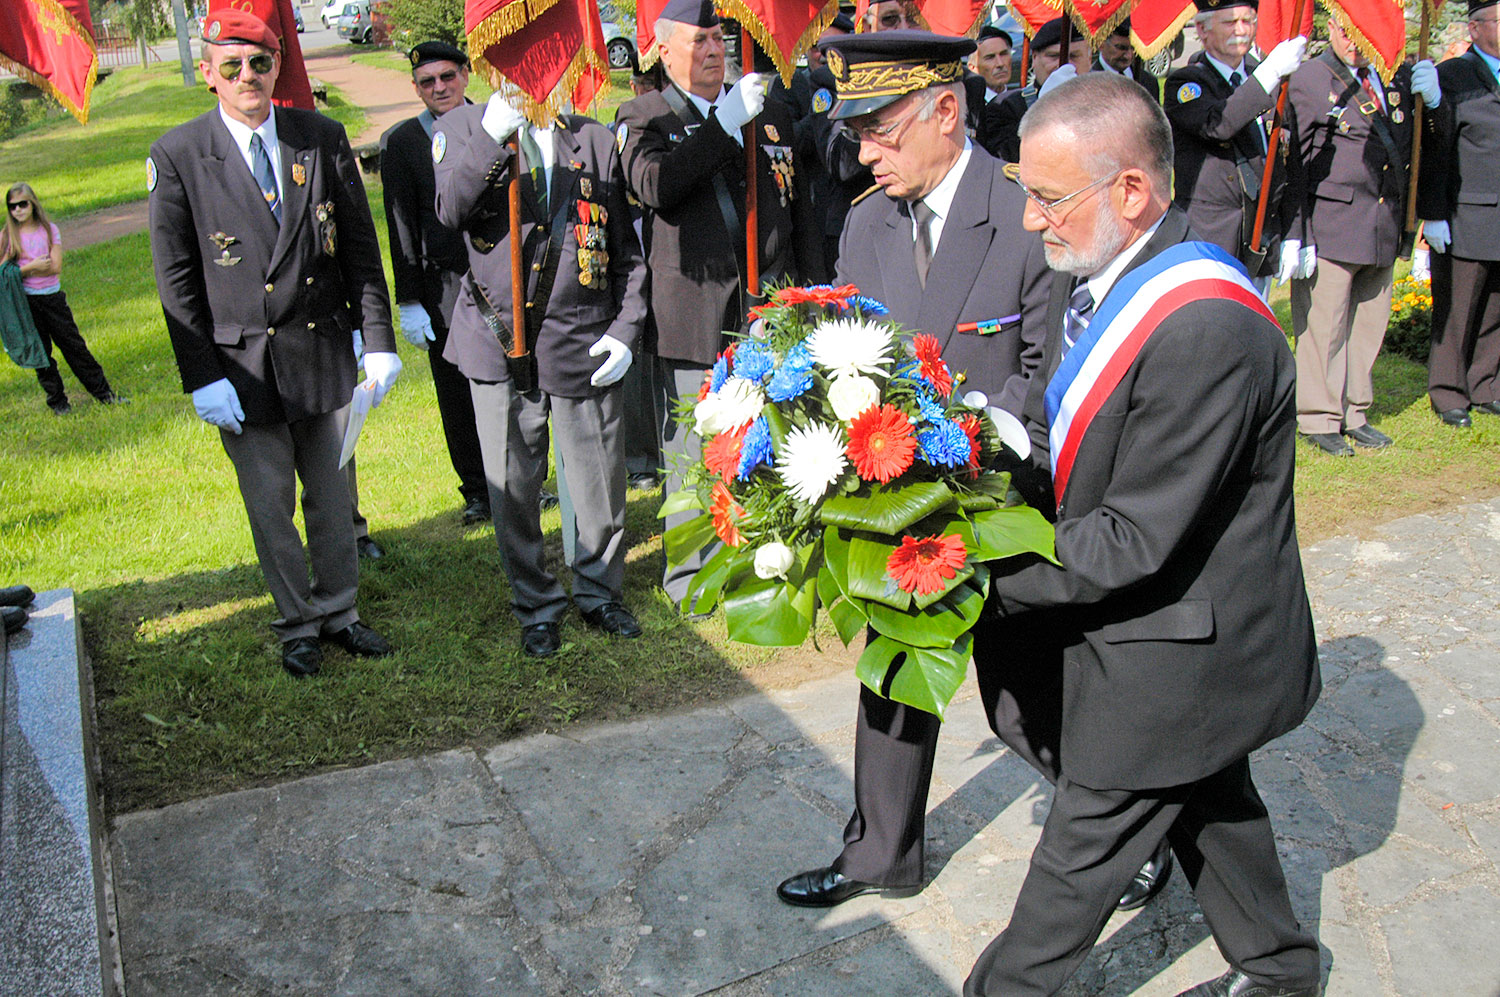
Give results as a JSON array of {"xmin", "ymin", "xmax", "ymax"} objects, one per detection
[
  {"xmin": 693, "ymin": 393, "xmax": 725, "ymax": 437},
  {"xmin": 753, "ymin": 541, "xmax": 795, "ymax": 580},
  {"xmin": 805, "ymin": 317, "xmax": 895, "ymax": 379},
  {"xmin": 715, "ymin": 376, "xmax": 765, "ymax": 430},
  {"xmin": 828, "ymin": 373, "xmax": 880, "ymax": 422},
  {"xmin": 778, "ymin": 422, "xmax": 848, "ymax": 504}
]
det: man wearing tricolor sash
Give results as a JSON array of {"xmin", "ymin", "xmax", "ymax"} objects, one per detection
[{"xmin": 965, "ymin": 73, "xmax": 1323, "ymax": 997}]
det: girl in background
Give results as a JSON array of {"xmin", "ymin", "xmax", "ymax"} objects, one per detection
[{"xmin": 1, "ymin": 182, "xmax": 122, "ymax": 414}]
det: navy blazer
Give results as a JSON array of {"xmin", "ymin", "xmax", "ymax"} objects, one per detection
[{"xmin": 1418, "ymin": 48, "xmax": 1500, "ymax": 261}]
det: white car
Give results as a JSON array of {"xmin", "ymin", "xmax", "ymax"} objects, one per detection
[
  {"xmin": 598, "ymin": 2, "xmax": 637, "ymax": 69},
  {"xmin": 319, "ymin": 0, "xmax": 345, "ymax": 28}
]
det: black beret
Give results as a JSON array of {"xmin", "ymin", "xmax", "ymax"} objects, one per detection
[
  {"xmin": 658, "ymin": 0, "xmax": 719, "ymax": 27},
  {"xmin": 1194, "ymin": 0, "xmax": 1259, "ymax": 13},
  {"xmin": 409, "ymin": 41, "xmax": 468, "ymax": 70},
  {"xmin": 1110, "ymin": 17, "xmax": 1132, "ymax": 37},
  {"xmin": 977, "ymin": 25, "xmax": 1013, "ymax": 46},
  {"xmin": 1030, "ymin": 17, "xmax": 1068, "ymax": 52},
  {"xmin": 1469, "ymin": 0, "xmax": 1499, "ymax": 16},
  {"xmin": 821, "ymin": 28, "xmax": 976, "ymax": 120},
  {"xmin": 830, "ymin": 12, "xmax": 856, "ymax": 33}
]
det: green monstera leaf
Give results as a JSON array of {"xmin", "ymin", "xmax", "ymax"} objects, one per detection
[
  {"xmin": 855, "ymin": 631, "xmax": 974, "ymax": 718},
  {"xmin": 821, "ymin": 481, "xmax": 955, "ymax": 534}
]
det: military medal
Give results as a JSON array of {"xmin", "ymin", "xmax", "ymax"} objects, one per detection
[
  {"xmin": 1389, "ymin": 91, "xmax": 1401, "ymax": 106},
  {"xmin": 580, "ymin": 177, "xmax": 593, "ymax": 198},
  {"xmin": 1338, "ymin": 118, "xmax": 1351, "ymax": 134},
  {"xmin": 764, "ymin": 123, "xmax": 780, "ymax": 142},
  {"xmin": 292, "ymin": 162, "xmax": 306, "ymax": 186},
  {"xmin": 316, "ymin": 201, "xmax": 337, "ymax": 255},
  {"xmin": 1392, "ymin": 109, "xmax": 1404, "ymax": 123}
]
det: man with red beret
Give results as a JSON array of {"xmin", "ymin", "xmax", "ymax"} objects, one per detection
[{"xmin": 148, "ymin": 9, "xmax": 400, "ymax": 677}]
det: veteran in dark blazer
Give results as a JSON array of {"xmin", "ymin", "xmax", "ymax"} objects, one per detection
[
  {"xmin": 148, "ymin": 9, "xmax": 398, "ymax": 678},
  {"xmin": 1095, "ymin": 19, "xmax": 1161, "ymax": 101},
  {"xmin": 774, "ymin": 29, "xmax": 1055, "ymax": 912},
  {"xmin": 379, "ymin": 41, "xmax": 489, "ymax": 524},
  {"xmin": 979, "ymin": 17, "xmax": 1091, "ymax": 163},
  {"xmin": 1284, "ymin": 28, "xmax": 1441, "ymax": 454},
  {"xmin": 434, "ymin": 94, "xmax": 649, "ymax": 659},
  {"xmin": 615, "ymin": 0, "xmax": 822, "ymax": 603},
  {"xmin": 965, "ymin": 74, "xmax": 1321, "ymax": 997},
  {"xmin": 1417, "ymin": 0, "xmax": 1500, "ymax": 427},
  {"xmin": 1164, "ymin": 0, "xmax": 1306, "ymax": 275}
]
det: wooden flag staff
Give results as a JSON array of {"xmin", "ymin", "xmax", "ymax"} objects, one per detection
[
  {"xmin": 1404, "ymin": 1, "xmax": 1431, "ymax": 252},
  {"xmin": 1249, "ymin": 0, "xmax": 1315, "ymax": 258},
  {"xmin": 509, "ymin": 134, "xmax": 529, "ymax": 364},
  {"xmin": 744, "ymin": 33, "xmax": 761, "ymax": 298}
]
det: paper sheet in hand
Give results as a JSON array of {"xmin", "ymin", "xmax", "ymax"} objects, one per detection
[{"xmin": 338, "ymin": 381, "xmax": 375, "ymax": 469}]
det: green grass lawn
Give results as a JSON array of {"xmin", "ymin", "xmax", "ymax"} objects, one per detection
[{"xmin": 0, "ymin": 64, "xmax": 366, "ymax": 221}]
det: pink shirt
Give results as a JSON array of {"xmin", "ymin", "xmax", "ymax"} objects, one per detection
[{"xmin": 12, "ymin": 223, "xmax": 62, "ymax": 294}]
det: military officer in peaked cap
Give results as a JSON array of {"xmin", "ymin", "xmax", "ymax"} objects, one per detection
[
  {"xmin": 433, "ymin": 86, "xmax": 649, "ymax": 658},
  {"xmin": 379, "ymin": 41, "xmax": 491, "ymax": 525},
  {"xmin": 148, "ymin": 8, "xmax": 399, "ymax": 678},
  {"xmin": 981, "ymin": 17, "xmax": 1093, "ymax": 163},
  {"xmin": 1164, "ymin": 0, "xmax": 1307, "ymax": 277},
  {"xmin": 614, "ymin": 0, "xmax": 822, "ymax": 606},
  {"xmin": 1418, "ymin": 0, "xmax": 1500, "ymax": 427}
]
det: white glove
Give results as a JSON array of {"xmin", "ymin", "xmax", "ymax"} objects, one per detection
[
  {"xmin": 1411, "ymin": 59, "xmax": 1441, "ymax": 107},
  {"xmin": 481, "ymin": 92, "xmax": 526, "ymax": 144},
  {"xmin": 716, "ymin": 72, "xmax": 768, "ymax": 135},
  {"xmin": 192, "ymin": 377, "xmax": 245, "ymax": 435},
  {"xmin": 1424, "ymin": 219, "xmax": 1451, "ymax": 254},
  {"xmin": 1252, "ymin": 36, "xmax": 1307, "ymax": 91},
  {"xmin": 588, "ymin": 333, "xmax": 633, "ymax": 387},
  {"xmin": 1276, "ymin": 239, "xmax": 1317, "ymax": 284},
  {"xmin": 352, "ymin": 327, "xmax": 364, "ymax": 360},
  {"xmin": 1039, "ymin": 62, "xmax": 1078, "ymax": 97},
  {"xmin": 361, "ymin": 351, "xmax": 403, "ymax": 407},
  {"xmin": 398, "ymin": 302, "xmax": 435, "ymax": 349}
]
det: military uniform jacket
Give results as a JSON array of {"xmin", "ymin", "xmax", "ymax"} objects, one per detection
[
  {"xmin": 834, "ymin": 149, "xmax": 1052, "ymax": 417},
  {"xmin": 148, "ymin": 107, "xmax": 395, "ymax": 425},
  {"xmin": 433, "ymin": 105, "xmax": 647, "ymax": 397},
  {"xmin": 979, "ymin": 86, "xmax": 1035, "ymax": 162},
  {"xmin": 1094, "ymin": 56, "xmax": 1162, "ymax": 102},
  {"xmin": 615, "ymin": 83, "xmax": 822, "ymax": 367},
  {"xmin": 991, "ymin": 208, "xmax": 1320, "ymax": 790},
  {"xmin": 808, "ymin": 66, "xmax": 875, "ymax": 241},
  {"xmin": 1164, "ymin": 52, "xmax": 1290, "ymax": 266},
  {"xmin": 1286, "ymin": 53, "xmax": 1418, "ymax": 267},
  {"xmin": 1417, "ymin": 49, "xmax": 1500, "ymax": 261},
  {"xmin": 380, "ymin": 110, "xmax": 470, "ymax": 306}
]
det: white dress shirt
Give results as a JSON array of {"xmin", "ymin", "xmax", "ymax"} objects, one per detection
[
  {"xmin": 218, "ymin": 106, "xmax": 283, "ymax": 201},
  {"xmin": 912, "ymin": 139, "xmax": 974, "ymax": 251}
]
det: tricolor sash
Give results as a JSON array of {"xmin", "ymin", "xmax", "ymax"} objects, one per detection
[{"xmin": 1043, "ymin": 241, "xmax": 1276, "ymax": 512}]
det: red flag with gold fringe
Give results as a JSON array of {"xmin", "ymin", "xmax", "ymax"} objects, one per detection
[
  {"xmin": 1129, "ymin": 0, "xmax": 1196, "ymax": 58},
  {"xmin": 207, "ymin": 0, "xmax": 315, "ymax": 109},
  {"xmin": 1008, "ymin": 0, "xmax": 1063, "ymax": 37},
  {"xmin": 0, "ymin": 0, "xmax": 98, "ymax": 124},
  {"xmin": 1256, "ymin": 0, "xmax": 1316, "ymax": 62},
  {"xmin": 467, "ymin": 0, "xmax": 611, "ymax": 122},
  {"xmin": 636, "ymin": 0, "xmax": 669, "ymax": 69},
  {"xmin": 721, "ymin": 0, "xmax": 840, "ymax": 80},
  {"xmin": 1068, "ymin": 0, "xmax": 1132, "ymax": 45},
  {"xmin": 1323, "ymin": 0, "xmax": 1407, "ymax": 80}
]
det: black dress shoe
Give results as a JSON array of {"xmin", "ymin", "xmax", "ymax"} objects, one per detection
[
  {"xmin": 581, "ymin": 601, "xmax": 642, "ymax": 638},
  {"xmin": 627, "ymin": 472, "xmax": 661, "ymax": 490},
  {"xmin": 326, "ymin": 622, "xmax": 392, "ymax": 657},
  {"xmin": 1298, "ymin": 432, "xmax": 1354, "ymax": 457},
  {"xmin": 1116, "ymin": 837, "xmax": 1174, "ymax": 911},
  {"xmin": 1174, "ymin": 969, "xmax": 1320, "ymax": 996},
  {"xmin": 1343, "ymin": 424, "xmax": 1392, "ymax": 449},
  {"xmin": 522, "ymin": 621, "xmax": 561, "ymax": 657},
  {"xmin": 356, "ymin": 536, "xmax": 385, "ymax": 559},
  {"xmin": 3, "ymin": 605, "xmax": 27, "ymax": 636},
  {"xmin": 461, "ymin": 497, "xmax": 491, "ymax": 525},
  {"xmin": 97, "ymin": 392, "xmax": 129, "ymax": 405},
  {"xmin": 775, "ymin": 867, "xmax": 920, "ymax": 908},
  {"xmin": 1473, "ymin": 400, "xmax": 1500, "ymax": 416},
  {"xmin": 282, "ymin": 637, "xmax": 322, "ymax": 677},
  {"xmin": 0, "ymin": 584, "xmax": 35, "ymax": 607},
  {"xmin": 1434, "ymin": 407, "xmax": 1472, "ymax": 428},
  {"xmin": 49, "ymin": 401, "xmax": 72, "ymax": 415},
  {"xmin": 538, "ymin": 489, "xmax": 560, "ymax": 511}
]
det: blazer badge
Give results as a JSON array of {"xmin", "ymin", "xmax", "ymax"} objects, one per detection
[
  {"xmin": 292, "ymin": 162, "xmax": 307, "ymax": 186},
  {"xmin": 209, "ymin": 232, "xmax": 241, "ymax": 267},
  {"xmin": 764, "ymin": 123, "xmax": 780, "ymax": 142}
]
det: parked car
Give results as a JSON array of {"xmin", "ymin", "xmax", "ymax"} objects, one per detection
[
  {"xmin": 599, "ymin": 2, "xmax": 637, "ymax": 70},
  {"xmin": 337, "ymin": 1, "xmax": 374, "ymax": 44},
  {"xmin": 320, "ymin": 0, "xmax": 346, "ymax": 28}
]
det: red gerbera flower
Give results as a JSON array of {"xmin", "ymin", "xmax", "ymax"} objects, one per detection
[
  {"xmin": 957, "ymin": 414, "xmax": 983, "ymax": 480},
  {"xmin": 774, "ymin": 284, "xmax": 860, "ymax": 308},
  {"xmin": 710, "ymin": 481, "xmax": 744, "ymax": 547},
  {"xmin": 886, "ymin": 533, "xmax": 968, "ymax": 595},
  {"xmin": 704, "ymin": 423, "xmax": 749, "ymax": 483},
  {"xmin": 697, "ymin": 373, "xmax": 713, "ymax": 402},
  {"xmin": 912, "ymin": 333, "xmax": 954, "ymax": 397},
  {"xmin": 846, "ymin": 404, "xmax": 917, "ymax": 483}
]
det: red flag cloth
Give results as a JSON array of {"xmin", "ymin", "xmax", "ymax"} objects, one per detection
[
  {"xmin": 467, "ymin": 0, "xmax": 610, "ymax": 122},
  {"xmin": 1069, "ymin": 0, "xmax": 1131, "ymax": 45},
  {"xmin": 1129, "ymin": 0, "xmax": 1196, "ymax": 59},
  {"xmin": 1256, "ymin": 0, "xmax": 1315, "ymax": 63},
  {"xmin": 850, "ymin": 0, "xmax": 987, "ymax": 36},
  {"xmin": 1009, "ymin": 0, "xmax": 1063, "ymax": 37},
  {"xmin": 0, "ymin": 0, "xmax": 98, "ymax": 124},
  {"xmin": 636, "ymin": 0, "xmax": 669, "ymax": 70},
  {"xmin": 719, "ymin": 0, "xmax": 840, "ymax": 80},
  {"xmin": 208, "ymin": 0, "xmax": 316, "ymax": 109},
  {"xmin": 1325, "ymin": 0, "xmax": 1407, "ymax": 80}
]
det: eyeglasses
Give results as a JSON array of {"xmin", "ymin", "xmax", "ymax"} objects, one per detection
[
  {"xmin": 416, "ymin": 69, "xmax": 461, "ymax": 90},
  {"xmin": 7, "ymin": 200, "xmax": 30, "ymax": 211},
  {"xmin": 216, "ymin": 53, "xmax": 276, "ymax": 81},
  {"xmin": 1014, "ymin": 170, "xmax": 1122, "ymax": 222},
  {"xmin": 847, "ymin": 100, "xmax": 926, "ymax": 147}
]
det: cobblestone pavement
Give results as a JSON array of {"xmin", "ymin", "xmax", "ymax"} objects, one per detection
[{"xmin": 110, "ymin": 498, "xmax": 1500, "ymax": 996}]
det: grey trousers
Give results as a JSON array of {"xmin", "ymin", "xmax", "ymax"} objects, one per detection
[
  {"xmin": 219, "ymin": 409, "xmax": 360, "ymax": 642},
  {"xmin": 470, "ymin": 380, "xmax": 625, "ymax": 626},
  {"xmin": 655, "ymin": 357, "xmax": 715, "ymax": 604},
  {"xmin": 1291, "ymin": 259, "xmax": 1394, "ymax": 435}
]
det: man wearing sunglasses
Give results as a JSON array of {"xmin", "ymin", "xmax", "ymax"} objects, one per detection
[
  {"xmin": 148, "ymin": 9, "xmax": 399, "ymax": 678},
  {"xmin": 379, "ymin": 41, "xmax": 490, "ymax": 527}
]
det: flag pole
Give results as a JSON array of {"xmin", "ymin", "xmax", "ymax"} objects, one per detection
[
  {"xmin": 1019, "ymin": 33, "xmax": 1031, "ymax": 85},
  {"xmin": 1249, "ymin": 0, "xmax": 1313, "ymax": 256},
  {"xmin": 744, "ymin": 32, "xmax": 761, "ymax": 298},
  {"xmin": 508, "ymin": 134, "xmax": 529, "ymax": 363},
  {"xmin": 1404, "ymin": 1, "xmax": 1431, "ymax": 252}
]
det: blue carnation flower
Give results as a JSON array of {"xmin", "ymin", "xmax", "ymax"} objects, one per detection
[
  {"xmin": 710, "ymin": 354, "xmax": 730, "ymax": 393},
  {"xmin": 918, "ymin": 419, "xmax": 972, "ymax": 468},
  {"xmin": 915, "ymin": 391, "xmax": 947, "ymax": 423},
  {"xmin": 737, "ymin": 417, "xmax": 775, "ymax": 479},
  {"xmin": 734, "ymin": 342, "xmax": 775, "ymax": 384},
  {"xmin": 848, "ymin": 295, "xmax": 890, "ymax": 316},
  {"xmin": 766, "ymin": 344, "xmax": 814, "ymax": 402}
]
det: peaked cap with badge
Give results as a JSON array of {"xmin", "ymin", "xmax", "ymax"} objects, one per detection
[
  {"xmin": 820, "ymin": 29, "xmax": 976, "ymax": 120},
  {"xmin": 408, "ymin": 40, "xmax": 468, "ymax": 70}
]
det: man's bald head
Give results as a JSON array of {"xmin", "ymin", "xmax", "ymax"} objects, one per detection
[{"xmin": 1018, "ymin": 71, "xmax": 1172, "ymax": 194}]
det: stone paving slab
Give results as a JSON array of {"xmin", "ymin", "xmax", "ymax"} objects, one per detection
[{"xmin": 110, "ymin": 498, "xmax": 1500, "ymax": 995}]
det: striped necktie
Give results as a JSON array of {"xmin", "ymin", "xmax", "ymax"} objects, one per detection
[
  {"xmin": 249, "ymin": 132, "xmax": 281, "ymax": 225},
  {"xmin": 1063, "ymin": 281, "xmax": 1093, "ymax": 354}
]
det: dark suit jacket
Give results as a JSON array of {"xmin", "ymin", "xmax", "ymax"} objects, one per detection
[
  {"xmin": 979, "ymin": 86, "xmax": 1034, "ymax": 162},
  {"xmin": 1094, "ymin": 57, "xmax": 1161, "ymax": 102},
  {"xmin": 433, "ymin": 106, "xmax": 647, "ymax": 397},
  {"xmin": 988, "ymin": 207, "xmax": 1320, "ymax": 790},
  {"xmin": 1165, "ymin": 53, "xmax": 1289, "ymax": 268},
  {"xmin": 834, "ymin": 149, "xmax": 1052, "ymax": 416},
  {"xmin": 808, "ymin": 65, "xmax": 875, "ymax": 244},
  {"xmin": 1286, "ymin": 53, "xmax": 1418, "ymax": 267},
  {"xmin": 1418, "ymin": 48, "xmax": 1500, "ymax": 261},
  {"xmin": 615, "ymin": 83, "xmax": 822, "ymax": 366},
  {"xmin": 149, "ymin": 106, "xmax": 394, "ymax": 425},
  {"xmin": 380, "ymin": 110, "xmax": 469, "ymax": 311}
]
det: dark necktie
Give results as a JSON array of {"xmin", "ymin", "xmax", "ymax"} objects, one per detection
[
  {"xmin": 1229, "ymin": 70, "xmax": 1242, "ymax": 88},
  {"xmin": 249, "ymin": 132, "xmax": 281, "ymax": 225},
  {"xmin": 1063, "ymin": 281, "xmax": 1093, "ymax": 355},
  {"xmin": 519, "ymin": 126, "xmax": 548, "ymax": 217},
  {"xmin": 913, "ymin": 200, "xmax": 936, "ymax": 288},
  {"xmin": 1229, "ymin": 70, "xmax": 1269, "ymax": 153}
]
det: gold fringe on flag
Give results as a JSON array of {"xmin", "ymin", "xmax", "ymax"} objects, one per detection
[
  {"xmin": 0, "ymin": 0, "xmax": 98, "ymax": 124},
  {"xmin": 467, "ymin": 2, "xmax": 611, "ymax": 125},
  {"xmin": 1066, "ymin": 3, "xmax": 1132, "ymax": 50},
  {"xmin": 1130, "ymin": 3, "xmax": 1194, "ymax": 60},
  {"xmin": 714, "ymin": 0, "xmax": 840, "ymax": 82},
  {"xmin": 1324, "ymin": 0, "xmax": 1403, "ymax": 83}
]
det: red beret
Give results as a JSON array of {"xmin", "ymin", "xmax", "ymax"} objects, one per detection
[{"xmin": 202, "ymin": 9, "xmax": 281, "ymax": 52}]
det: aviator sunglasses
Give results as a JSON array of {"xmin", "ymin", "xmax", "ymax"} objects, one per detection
[{"xmin": 216, "ymin": 53, "xmax": 276, "ymax": 81}]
